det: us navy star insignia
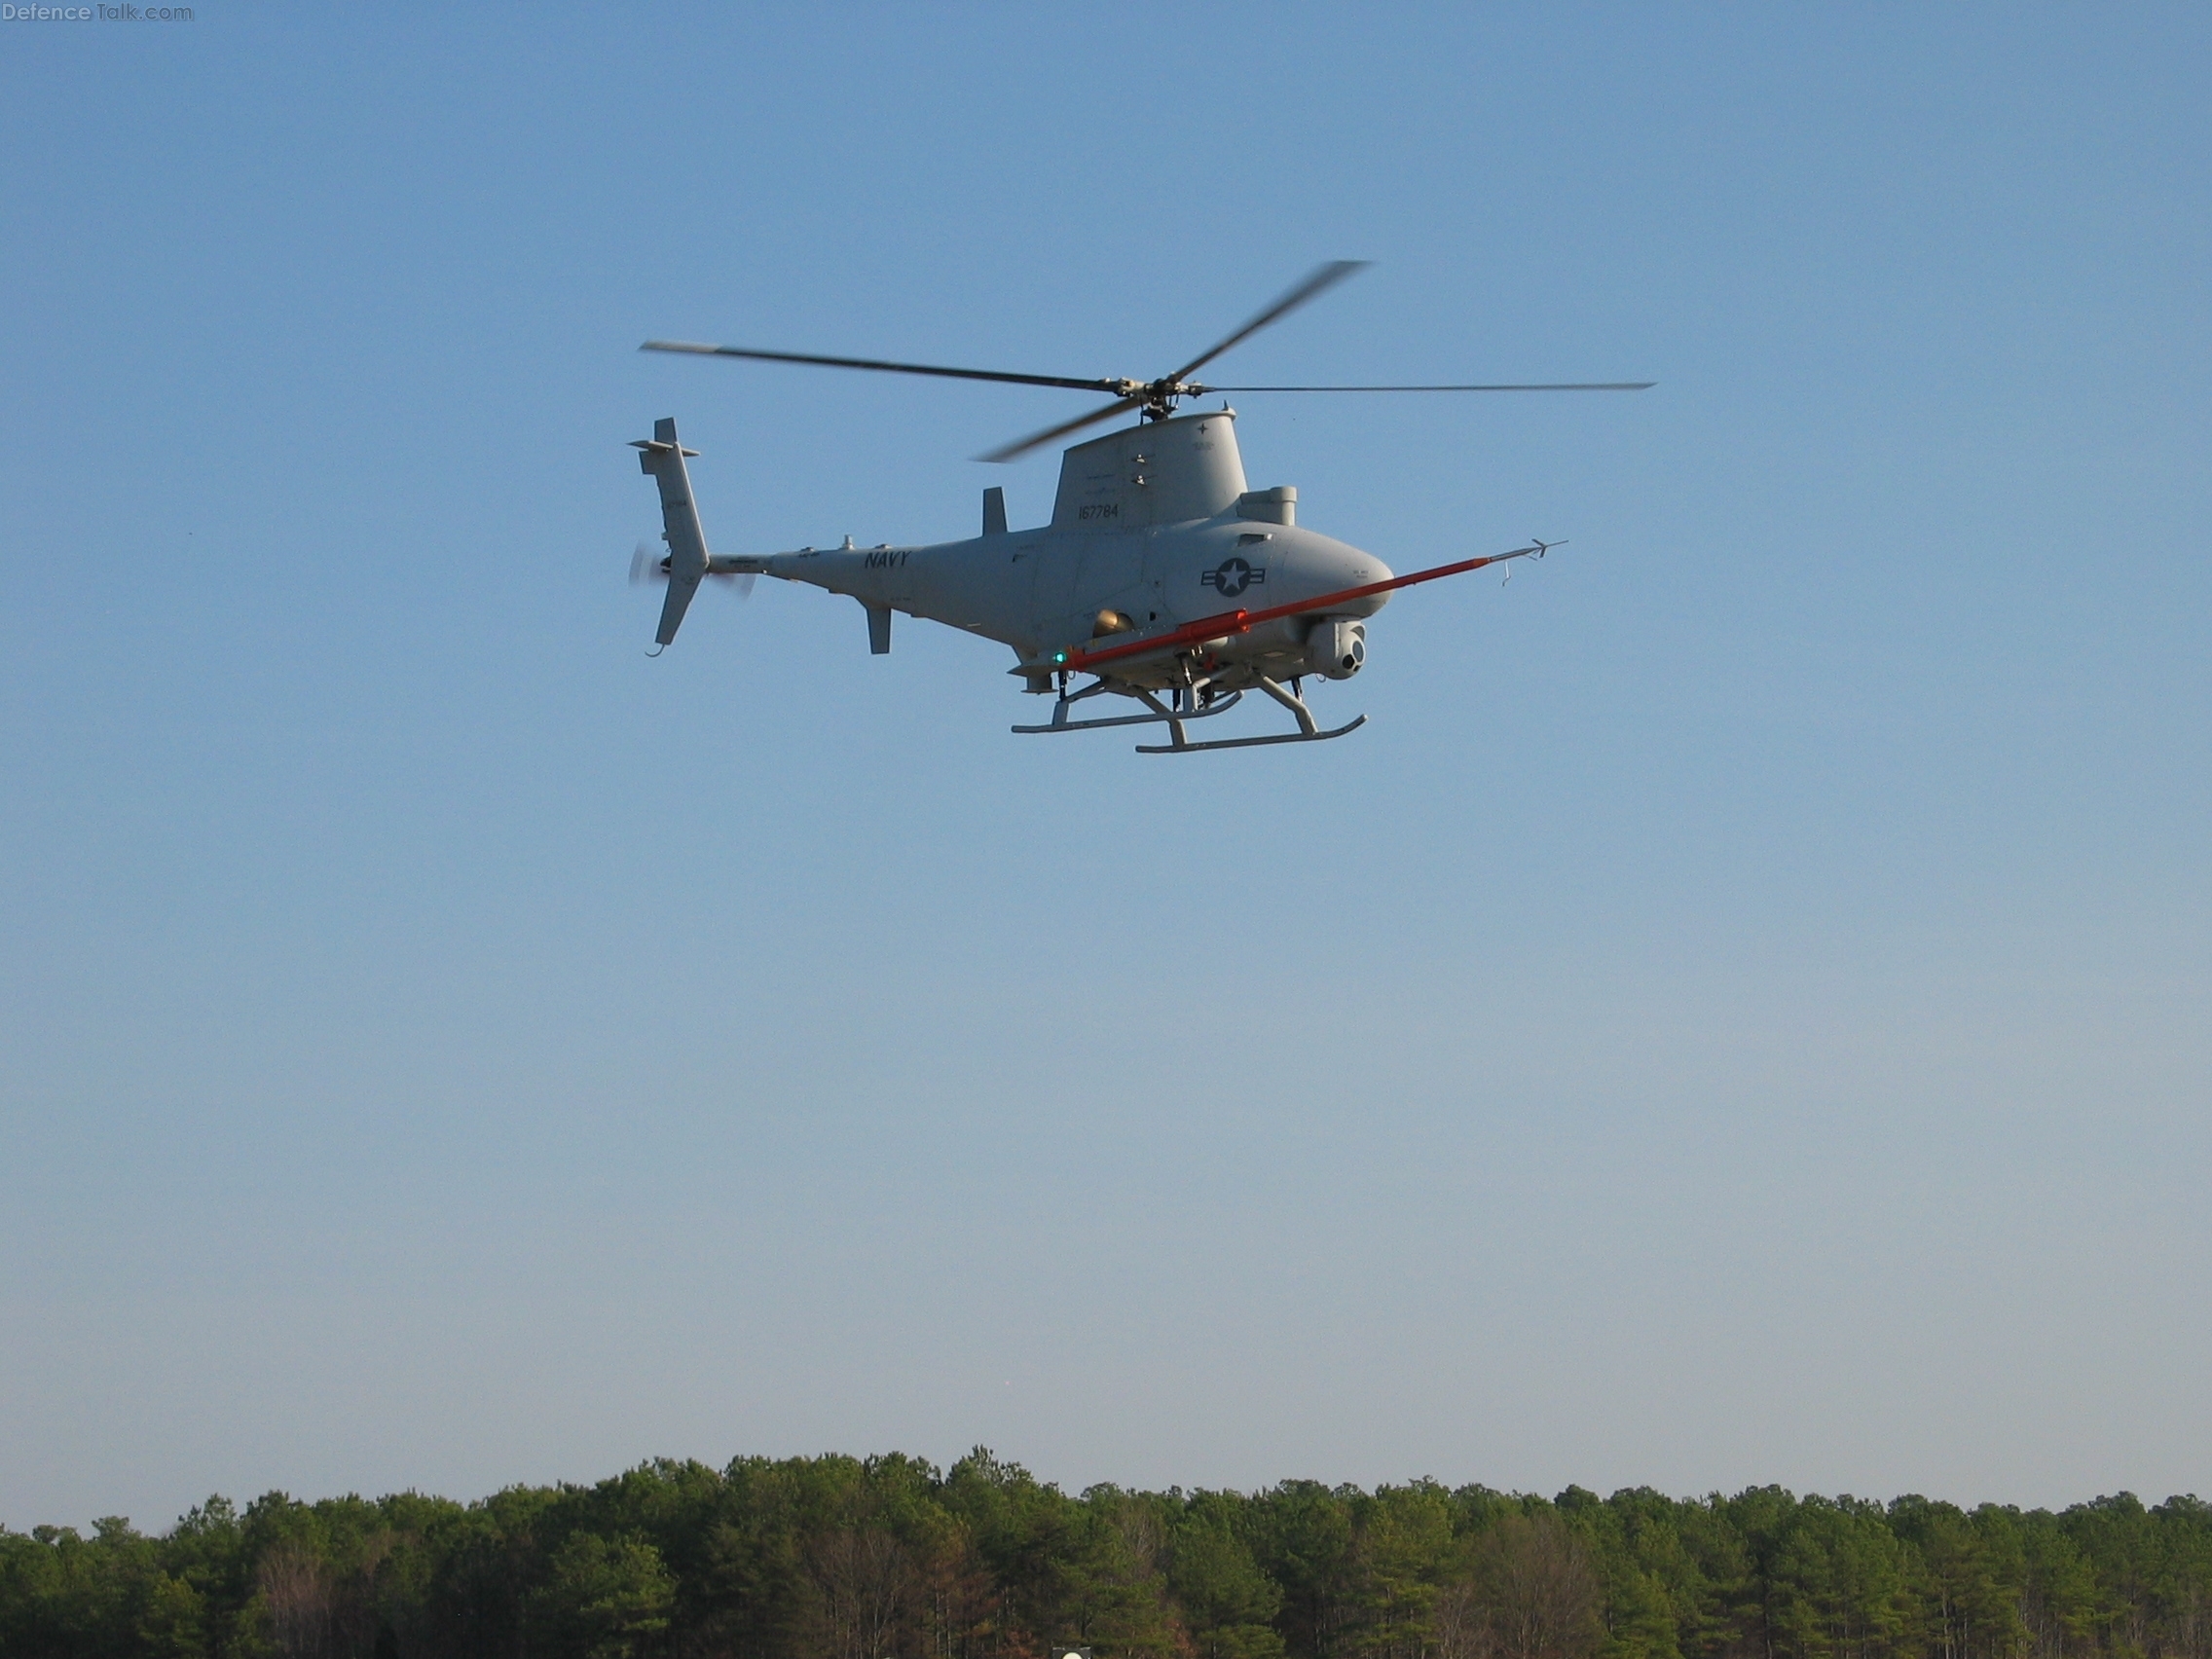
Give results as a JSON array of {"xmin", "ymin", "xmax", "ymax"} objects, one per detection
[{"xmin": 1202, "ymin": 556, "xmax": 1266, "ymax": 597}]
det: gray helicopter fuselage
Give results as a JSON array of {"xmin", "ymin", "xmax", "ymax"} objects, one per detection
[
  {"xmin": 767, "ymin": 514, "xmax": 1387, "ymax": 662},
  {"xmin": 742, "ymin": 409, "xmax": 1391, "ymax": 688}
]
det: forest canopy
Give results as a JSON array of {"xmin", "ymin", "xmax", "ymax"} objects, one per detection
[{"xmin": 3, "ymin": 1452, "xmax": 2207, "ymax": 1659}]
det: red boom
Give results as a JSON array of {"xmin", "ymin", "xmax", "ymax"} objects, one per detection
[{"xmin": 1058, "ymin": 542, "xmax": 1545, "ymax": 674}]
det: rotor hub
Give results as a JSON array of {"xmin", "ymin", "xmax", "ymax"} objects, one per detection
[{"xmin": 1139, "ymin": 379, "xmax": 1200, "ymax": 420}]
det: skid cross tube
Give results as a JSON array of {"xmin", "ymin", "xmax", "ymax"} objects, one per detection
[
  {"xmin": 1135, "ymin": 674, "xmax": 1366, "ymax": 755},
  {"xmin": 1058, "ymin": 540, "xmax": 1554, "ymax": 676},
  {"xmin": 1012, "ymin": 686, "xmax": 1242, "ymax": 735}
]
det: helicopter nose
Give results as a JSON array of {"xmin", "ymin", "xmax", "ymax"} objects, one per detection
[{"xmin": 1319, "ymin": 540, "xmax": 1392, "ymax": 613}]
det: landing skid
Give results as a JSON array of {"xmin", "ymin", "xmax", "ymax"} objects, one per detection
[
  {"xmin": 1013, "ymin": 682, "xmax": 1241, "ymax": 735},
  {"xmin": 1134, "ymin": 675, "xmax": 1365, "ymax": 755}
]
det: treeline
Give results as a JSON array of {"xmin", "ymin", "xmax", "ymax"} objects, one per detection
[{"xmin": 3, "ymin": 1452, "xmax": 2208, "ymax": 1659}]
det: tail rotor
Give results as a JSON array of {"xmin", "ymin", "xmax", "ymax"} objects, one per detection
[{"xmin": 629, "ymin": 537, "xmax": 755, "ymax": 599}]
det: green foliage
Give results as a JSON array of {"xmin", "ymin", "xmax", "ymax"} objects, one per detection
[
  {"xmin": 2, "ymin": 1461, "xmax": 2206, "ymax": 1659},
  {"xmin": 1172, "ymin": 1493, "xmax": 1285, "ymax": 1659},
  {"xmin": 525, "ymin": 1533, "xmax": 674, "ymax": 1659}
]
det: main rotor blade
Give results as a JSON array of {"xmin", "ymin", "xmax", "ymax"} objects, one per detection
[
  {"xmin": 641, "ymin": 341, "xmax": 1124, "ymax": 395},
  {"xmin": 977, "ymin": 395, "xmax": 1145, "ymax": 464},
  {"xmin": 1197, "ymin": 381, "xmax": 1657, "ymax": 392},
  {"xmin": 1167, "ymin": 260, "xmax": 1370, "ymax": 384}
]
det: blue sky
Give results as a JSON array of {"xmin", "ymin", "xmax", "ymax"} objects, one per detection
[{"xmin": 3, "ymin": 5, "xmax": 2207, "ymax": 1530}]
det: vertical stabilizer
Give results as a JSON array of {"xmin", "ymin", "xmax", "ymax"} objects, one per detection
[{"xmin": 632, "ymin": 417, "xmax": 710, "ymax": 649}]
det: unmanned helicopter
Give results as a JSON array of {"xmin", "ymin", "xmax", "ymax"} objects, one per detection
[{"xmin": 632, "ymin": 261, "xmax": 1649, "ymax": 754}]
